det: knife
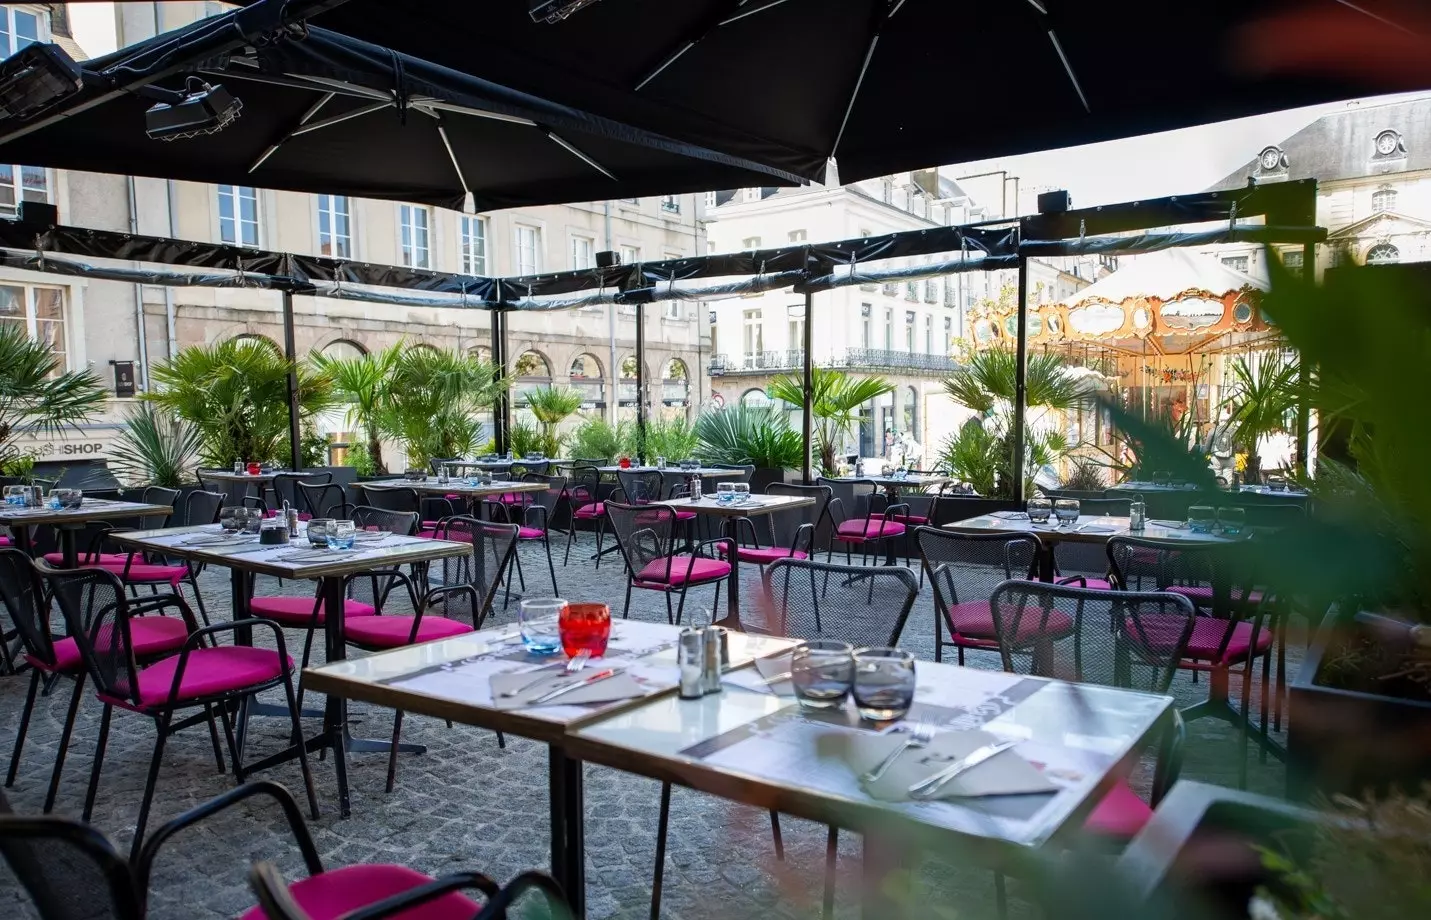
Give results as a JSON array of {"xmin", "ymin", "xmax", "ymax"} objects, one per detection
[
  {"xmin": 907, "ymin": 740, "xmax": 1020, "ymax": 799},
  {"xmin": 530, "ymin": 668, "xmax": 617, "ymax": 704}
]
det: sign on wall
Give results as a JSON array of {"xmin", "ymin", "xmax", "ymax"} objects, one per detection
[{"xmin": 113, "ymin": 361, "xmax": 137, "ymax": 398}]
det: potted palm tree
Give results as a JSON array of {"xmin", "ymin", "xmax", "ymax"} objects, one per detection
[
  {"xmin": 0, "ymin": 322, "xmax": 109, "ymax": 478},
  {"xmin": 695, "ymin": 404, "xmax": 803, "ymax": 493},
  {"xmin": 1223, "ymin": 351, "xmax": 1300, "ymax": 485},
  {"xmin": 310, "ymin": 344, "xmax": 402, "ymax": 475},
  {"xmin": 523, "ymin": 386, "xmax": 583, "ymax": 458},
  {"xmin": 767, "ymin": 368, "xmax": 894, "ymax": 477},
  {"xmin": 377, "ymin": 346, "xmax": 506, "ymax": 469}
]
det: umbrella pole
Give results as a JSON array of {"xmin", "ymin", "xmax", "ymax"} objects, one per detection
[
  {"xmin": 1012, "ymin": 255, "xmax": 1029, "ymax": 504},
  {"xmin": 1295, "ymin": 241, "xmax": 1315, "ymax": 476},
  {"xmin": 492, "ymin": 308, "xmax": 509, "ymax": 456},
  {"xmin": 636, "ymin": 301, "xmax": 647, "ymax": 464},
  {"xmin": 802, "ymin": 290, "xmax": 814, "ymax": 484},
  {"xmin": 282, "ymin": 288, "xmax": 303, "ymax": 471}
]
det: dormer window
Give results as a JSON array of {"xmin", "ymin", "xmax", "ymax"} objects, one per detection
[{"xmin": 1372, "ymin": 185, "xmax": 1398, "ymax": 214}]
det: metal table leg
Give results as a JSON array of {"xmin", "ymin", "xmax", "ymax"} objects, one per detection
[{"xmin": 548, "ymin": 745, "xmax": 586, "ymax": 917}]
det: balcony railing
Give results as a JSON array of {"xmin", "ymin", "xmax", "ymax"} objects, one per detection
[
  {"xmin": 843, "ymin": 347, "xmax": 958, "ymax": 373},
  {"xmin": 708, "ymin": 348, "xmax": 957, "ymax": 377}
]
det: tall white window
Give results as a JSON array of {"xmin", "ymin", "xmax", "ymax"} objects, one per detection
[
  {"xmin": 0, "ymin": 164, "xmax": 47, "ymax": 217},
  {"xmin": 704, "ymin": 191, "xmax": 718, "ymax": 208},
  {"xmin": 660, "ymin": 195, "xmax": 680, "ymax": 213},
  {"xmin": 861, "ymin": 304, "xmax": 872, "ymax": 348},
  {"xmin": 460, "ymin": 216, "xmax": 488, "ymax": 275},
  {"xmin": 0, "ymin": 284, "xmax": 67, "ymax": 371},
  {"xmin": 217, "ymin": 185, "xmax": 259, "ymax": 246},
  {"xmin": 944, "ymin": 316, "xmax": 953, "ymax": 354},
  {"xmin": 883, "ymin": 309, "xmax": 893, "ymax": 350},
  {"xmin": 665, "ymin": 301, "xmax": 683, "ymax": 320},
  {"xmin": 570, "ymin": 235, "xmax": 595, "ymax": 270},
  {"xmin": 743, "ymin": 309, "xmax": 763, "ymax": 356},
  {"xmin": 620, "ymin": 245, "xmax": 640, "ymax": 266},
  {"xmin": 925, "ymin": 315, "xmax": 933, "ymax": 353},
  {"xmin": 399, "ymin": 205, "xmax": 430, "ymax": 268},
  {"xmin": 1372, "ymin": 187, "xmax": 1398, "ymax": 214},
  {"xmin": 316, "ymin": 195, "xmax": 351, "ymax": 259},
  {"xmin": 515, "ymin": 225, "xmax": 541, "ymax": 275},
  {"xmin": 788, "ymin": 229, "xmax": 807, "ymax": 243},
  {"xmin": 905, "ymin": 312, "xmax": 916, "ymax": 352},
  {"xmin": 742, "ymin": 236, "xmax": 762, "ymax": 250},
  {"xmin": 0, "ymin": 5, "xmax": 44, "ymax": 57}
]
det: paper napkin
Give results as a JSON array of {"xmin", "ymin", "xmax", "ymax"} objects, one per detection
[
  {"xmin": 843, "ymin": 728, "xmax": 1056, "ymax": 801},
  {"xmin": 489, "ymin": 668, "xmax": 644, "ymax": 710},
  {"xmin": 1076, "ymin": 524, "xmax": 1116, "ymax": 534},
  {"xmin": 723, "ymin": 653, "xmax": 795, "ymax": 696}
]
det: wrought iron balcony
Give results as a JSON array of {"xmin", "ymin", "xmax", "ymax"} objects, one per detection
[
  {"xmin": 708, "ymin": 348, "xmax": 957, "ymax": 377},
  {"xmin": 843, "ymin": 347, "xmax": 958, "ymax": 373}
]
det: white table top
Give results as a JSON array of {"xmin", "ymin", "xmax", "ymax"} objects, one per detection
[
  {"xmin": 570, "ymin": 661, "xmax": 1173, "ymax": 850},
  {"xmin": 0, "ymin": 498, "xmax": 172, "ymax": 526},
  {"xmin": 200, "ymin": 470, "xmax": 282, "ymax": 483},
  {"xmin": 659, "ymin": 494, "xmax": 815, "ymax": 518},
  {"xmin": 945, "ymin": 513, "xmax": 1252, "ymax": 545}
]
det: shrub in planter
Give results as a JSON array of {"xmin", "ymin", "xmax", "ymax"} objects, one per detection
[{"xmin": 695, "ymin": 405, "xmax": 803, "ymax": 489}]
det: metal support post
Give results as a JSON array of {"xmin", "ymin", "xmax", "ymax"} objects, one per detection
[
  {"xmin": 281, "ymin": 289, "xmax": 302, "ymax": 470},
  {"xmin": 1295, "ymin": 242, "xmax": 1315, "ymax": 477},
  {"xmin": 1011, "ymin": 255, "xmax": 1029, "ymax": 504},
  {"xmin": 802, "ymin": 290, "xmax": 815, "ymax": 483},
  {"xmin": 635, "ymin": 301, "xmax": 647, "ymax": 463},
  {"xmin": 491, "ymin": 308, "xmax": 510, "ymax": 456}
]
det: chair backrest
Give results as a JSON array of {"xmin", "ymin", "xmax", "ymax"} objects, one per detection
[
  {"xmin": 359, "ymin": 485, "xmax": 421, "ymax": 515},
  {"xmin": 271, "ymin": 473, "xmax": 333, "ymax": 511},
  {"xmin": 1106, "ymin": 536, "xmax": 1256, "ymax": 615},
  {"xmin": 184, "ymin": 490, "xmax": 226, "ymax": 528},
  {"xmin": 706, "ymin": 463, "xmax": 755, "ymax": 485},
  {"xmin": 432, "ymin": 517, "xmax": 520, "ymax": 628},
  {"xmin": 41, "ymin": 566, "xmax": 141, "ymax": 705},
  {"xmin": 604, "ymin": 500, "xmax": 676, "ymax": 574},
  {"xmin": 762, "ymin": 483, "xmax": 831, "ymax": 551},
  {"xmin": 566, "ymin": 463, "xmax": 601, "ymax": 507},
  {"xmin": 0, "ymin": 802, "xmax": 143, "ymax": 920},
  {"xmin": 521, "ymin": 474, "xmax": 566, "ymax": 519},
  {"xmin": 1229, "ymin": 499, "xmax": 1307, "ymax": 528},
  {"xmin": 761, "ymin": 558, "xmax": 919, "ymax": 647},
  {"xmin": 816, "ymin": 477, "xmax": 876, "ymax": 524},
  {"xmin": 1068, "ymin": 497, "xmax": 1131, "ymax": 517},
  {"xmin": 917, "ymin": 527, "xmax": 1042, "ymax": 613},
  {"xmin": 509, "ymin": 460, "xmax": 550, "ymax": 478},
  {"xmin": 351, "ymin": 505, "xmax": 419, "ymax": 536},
  {"xmin": 296, "ymin": 482, "xmax": 351, "ymax": 519},
  {"xmin": 136, "ymin": 486, "xmax": 180, "ymax": 530},
  {"xmin": 1049, "ymin": 498, "xmax": 1129, "ymax": 580},
  {"xmin": 616, "ymin": 469, "xmax": 663, "ymax": 504},
  {"xmin": 987, "ymin": 579, "xmax": 1196, "ymax": 693},
  {"xmin": 428, "ymin": 457, "xmax": 462, "ymax": 476},
  {"xmin": 0, "ymin": 548, "xmax": 58, "ymax": 669}
]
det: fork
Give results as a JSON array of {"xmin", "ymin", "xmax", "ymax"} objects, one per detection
[
  {"xmin": 862, "ymin": 723, "xmax": 934, "ymax": 784},
  {"xmin": 499, "ymin": 651, "xmax": 591, "ymax": 698}
]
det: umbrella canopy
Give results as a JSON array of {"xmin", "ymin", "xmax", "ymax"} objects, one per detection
[
  {"xmin": 0, "ymin": 18, "xmax": 802, "ymax": 211},
  {"xmin": 222, "ymin": 0, "xmax": 1415, "ymax": 184}
]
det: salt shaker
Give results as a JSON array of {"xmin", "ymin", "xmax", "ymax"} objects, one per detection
[
  {"xmin": 1129, "ymin": 494, "xmax": 1147, "ymax": 532},
  {"xmin": 690, "ymin": 474, "xmax": 702, "ymax": 500},
  {"xmin": 283, "ymin": 501, "xmax": 300, "ymax": 538},
  {"xmin": 678, "ymin": 628, "xmax": 706, "ymax": 699},
  {"xmin": 701, "ymin": 623, "xmax": 726, "ymax": 695}
]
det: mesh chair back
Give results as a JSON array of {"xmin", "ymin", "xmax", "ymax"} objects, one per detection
[
  {"xmin": 520, "ymin": 474, "xmax": 565, "ymax": 526},
  {"xmin": 605, "ymin": 500, "xmax": 676, "ymax": 574},
  {"xmin": 566, "ymin": 463, "xmax": 601, "ymax": 509},
  {"xmin": 817, "ymin": 477, "xmax": 876, "ymax": 526},
  {"xmin": 271, "ymin": 473, "xmax": 332, "ymax": 511},
  {"xmin": 987, "ymin": 580, "xmax": 1196, "ymax": 692},
  {"xmin": 617, "ymin": 469, "xmax": 664, "ymax": 504},
  {"xmin": 351, "ymin": 506, "xmax": 419, "ymax": 536},
  {"xmin": 433, "ymin": 517, "xmax": 520, "ymax": 627},
  {"xmin": 0, "ymin": 548, "xmax": 57, "ymax": 669},
  {"xmin": 184, "ymin": 490, "xmax": 225, "ymax": 528},
  {"xmin": 760, "ymin": 483, "xmax": 830, "ymax": 551},
  {"xmin": 761, "ymin": 558, "xmax": 918, "ymax": 647},
  {"xmin": 42, "ymin": 566, "xmax": 139, "ymax": 704},
  {"xmin": 1229, "ymin": 500, "xmax": 1306, "ymax": 528},
  {"xmin": 510, "ymin": 460, "xmax": 551, "ymax": 478},
  {"xmin": 918, "ymin": 527, "xmax": 1041, "ymax": 620},
  {"xmin": 0, "ymin": 804, "xmax": 142, "ymax": 920},
  {"xmin": 1049, "ymin": 499, "xmax": 1129, "ymax": 581},
  {"xmin": 132, "ymin": 487, "xmax": 179, "ymax": 530},
  {"xmin": 296, "ymin": 482, "xmax": 351, "ymax": 519},
  {"xmin": 360, "ymin": 485, "xmax": 421, "ymax": 515},
  {"xmin": 1107, "ymin": 536, "xmax": 1256, "ymax": 615},
  {"xmin": 706, "ymin": 463, "xmax": 755, "ymax": 485},
  {"xmin": 429, "ymin": 457, "xmax": 462, "ymax": 476}
]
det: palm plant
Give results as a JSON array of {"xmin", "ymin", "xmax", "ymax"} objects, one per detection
[
  {"xmin": 524, "ymin": 386, "xmax": 584, "ymax": 457},
  {"xmin": 768, "ymin": 369, "xmax": 894, "ymax": 475},
  {"xmin": 568, "ymin": 417, "xmax": 634, "ymax": 463},
  {"xmin": 109, "ymin": 403, "xmax": 203, "ymax": 488},
  {"xmin": 0, "ymin": 323, "xmax": 109, "ymax": 474},
  {"xmin": 145, "ymin": 339, "xmax": 336, "ymax": 467},
  {"xmin": 376, "ymin": 347, "xmax": 506, "ymax": 468},
  {"xmin": 695, "ymin": 405, "xmax": 804, "ymax": 470},
  {"xmin": 942, "ymin": 349, "xmax": 1086, "ymax": 413},
  {"xmin": 644, "ymin": 416, "xmax": 700, "ymax": 461},
  {"xmin": 1223, "ymin": 350, "xmax": 1301, "ymax": 483},
  {"xmin": 310, "ymin": 344, "xmax": 402, "ymax": 475}
]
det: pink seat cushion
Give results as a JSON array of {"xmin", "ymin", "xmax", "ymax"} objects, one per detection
[
  {"xmin": 634, "ymin": 555, "xmax": 731, "ymax": 586},
  {"xmin": 109, "ymin": 647, "xmax": 290, "ymax": 709},
  {"xmin": 518, "ymin": 526, "xmax": 546, "ymax": 540},
  {"xmin": 44, "ymin": 552, "xmax": 131, "ymax": 566},
  {"xmin": 890, "ymin": 514, "xmax": 929, "ymax": 526},
  {"xmin": 344, "ymin": 616, "xmax": 473, "ymax": 648},
  {"xmin": 945, "ymin": 600, "xmax": 1075, "ymax": 642},
  {"xmin": 1165, "ymin": 585, "xmax": 1267, "ymax": 607},
  {"xmin": 835, "ymin": 519, "xmax": 906, "ymax": 541},
  {"xmin": 721, "ymin": 545, "xmax": 809, "ymax": 565},
  {"xmin": 573, "ymin": 502, "xmax": 604, "ymax": 519},
  {"xmin": 674, "ymin": 510, "xmax": 697, "ymax": 521},
  {"xmin": 97, "ymin": 562, "xmax": 188, "ymax": 585},
  {"xmin": 1083, "ymin": 780, "xmax": 1152, "ymax": 840},
  {"xmin": 249, "ymin": 595, "xmax": 377, "ymax": 626},
  {"xmin": 1128, "ymin": 613, "xmax": 1273, "ymax": 662},
  {"xmin": 37, "ymin": 616, "xmax": 189, "ymax": 674},
  {"xmin": 1058, "ymin": 576, "xmax": 1113, "ymax": 591},
  {"xmin": 499, "ymin": 493, "xmax": 527, "ymax": 504},
  {"xmin": 416, "ymin": 528, "xmax": 440, "ymax": 539},
  {"xmin": 238, "ymin": 863, "xmax": 480, "ymax": 920},
  {"xmin": 0, "ymin": 535, "xmax": 11, "ymax": 546}
]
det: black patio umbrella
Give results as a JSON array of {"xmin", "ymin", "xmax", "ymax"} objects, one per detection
[
  {"xmin": 0, "ymin": 16, "xmax": 802, "ymax": 211},
  {"xmin": 221, "ymin": 0, "xmax": 1417, "ymax": 185}
]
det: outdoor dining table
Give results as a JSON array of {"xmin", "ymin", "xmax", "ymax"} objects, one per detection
[
  {"xmin": 108, "ymin": 523, "xmax": 473, "ymax": 818},
  {"xmin": 0, "ymin": 498, "xmax": 173, "ymax": 567},
  {"xmin": 594, "ymin": 465, "xmax": 746, "ymax": 478},
  {"xmin": 1106, "ymin": 482, "xmax": 1309, "ymax": 501},
  {"xmin": 301, "ymin": 619, "xmax": 797, "ymax": 918},
  {"xmin": 829, "ymin": 473, "xmax": 952, "ymax": 499},
  {"xmin": 658, "ymin": 493, "xmax": 816, "ymax": 629},
  {"xmin": 568, "ymin": 658, "xmax": 1175, "ymax": 917},
  {"xmin": 362, "ymin": 477, "xmax": 549, "ymax": 518}
]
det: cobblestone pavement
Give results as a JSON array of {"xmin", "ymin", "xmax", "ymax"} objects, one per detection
[{"xmin": 0, "ymin": 532, "xmax": 1291, "ymax": 919}]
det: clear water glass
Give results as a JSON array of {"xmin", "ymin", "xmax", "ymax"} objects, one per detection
[
  {"xmin": 3, "ymin": 485, "xmax": 24, "ymax": 506},
  {"xmin": 1026, "ymin": 497, "xmax": 1052, "ymax": 523},
  {"xmin": 1187, "ymin": 505, "xmax": 1216, "ymax": 534},
  {"xmin": 58, "ymin": 489, "xmax": 82, "ymax": 509},
  {"xmin": 716, "ymin": 482, "xmax": 735, "ymax": 505},
  {"xmin": 791, "ymin": 640, "xmax": 854, "ymax": 710},
  {"xmin": 732, "ymin": 483, "xmax": 750, "ymax": 504},
  {"xmin": 233, "ymin": 461, "xmax": 244, "ymax": 475},
  {"xmin": 655, "ymin": 456, "xmax": 667, "ymax": 470},
  {"xmin": 241, "ymin": 508, "xmax": 263, "ymax": 535},
  {"xmin": 219, "ymin": 508, "xmax": 242, "ymax": 533},
  {"xmin": 329, "ymin": 520, "xmax": 357, "ymax": 549},
  {"xmin": 852, "ymin": 647, "xmax": 916, "ymax": 721},
  {"xmin": 306, "ymin": 518, "xmax": 332, "ymax": 546},
  {"xmin": 1217, "ymin": 506, "xmax": 1246, "ymax": 536},
  {"xmin": 519, "ymin": 597, "xmax": 566, "ymax": 655},
  {"xmin": 1053, "ymin": 499, "xmax": 1081, "ymax": 527},
  {"xmin": 46, "ymin": 489, "xmax": 62, "ymax": 510}
]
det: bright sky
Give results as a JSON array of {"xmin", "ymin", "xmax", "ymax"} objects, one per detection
[{"xmin": 69, "ymin": 2, "xmax": 118, "ymax": 57}]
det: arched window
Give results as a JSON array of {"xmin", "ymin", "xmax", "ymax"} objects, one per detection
[
  {"xmin": 321, "ymin": 339, "xmax": 366, "ymax": 361},
  {"xmin": 468, "ymin": 345, "xmax": 492, "ymax": 364},
  {"xmin": 618, "ymin": 355, "xmax": 641, "ymax": 408},
  {"xmin": 741, "ymin": 388, "xmax": 773, "ymax": 408},
  {"xmin": 661, "ymin": 358, "xmax": 690, "ymax": 407},
  {"xmin": 570, "ymin": 353, "xmax": 603, "ymax": 379},
  {"xmin": 514, "ymin": 350, "xmax": 551, "ymax": 379},
  {"xmin": 230, "ymin": 334, "xmax": 280, "ymax": 353},
  {"xmin": 569, "ymin": 353, "xmax": 605, "ymax": 407},
  {"xmin": 1372, "ymin": 187, "xmax": 1398, "ymax": 214},
  {"xmin": 1367, "ymin": 243, "xmax": 1400, "ymax": 265}
]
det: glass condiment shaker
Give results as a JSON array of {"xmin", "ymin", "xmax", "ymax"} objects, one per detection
[{"xmin": 1129, "ymin": 494, "xmax": 1147, "ymax": 532}]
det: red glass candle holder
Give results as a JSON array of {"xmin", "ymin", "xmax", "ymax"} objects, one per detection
[
  {"xmin": 559, "ymin": 602, "xmax": 611, "ymax": 658},
  {"xmin": 246, "ymin": 462, "xmax": 261, "ymax": 476},
  {"xmin": 618, "ymin": 456, "xmax": 632, "ymax": 469}
]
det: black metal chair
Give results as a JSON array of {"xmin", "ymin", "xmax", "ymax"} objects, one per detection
[
  {"xmin": 40, "ymin": 565, "xmax": 318, "ymax": 861},
  {"xmin": 604, "ymin": 500, "xmax": 730, "ymax": 624},
  {"xmin": 562, "ymin": 461, "xmax": 607, "ymax": 566},
  {"xmin": 704, "ymin": 462, "xmax": 755, "ymax": 485},
  {"xmin": 722, "ymin": 483, "xmax": 830, "ymax": 571},
  {"xmin": 269, "ymin": 472, "xmax": 333, "ymax": 515},
  {"xmin": 488, "ymin": 473, "xmax": 564, "ymax": 595},
  {"xmin": 296, "ymin": 481, "xmax": 353, "ymax": 519},
  {"xmin": 916, "ymin": 527, "xmax": 1046, "ymax": 665},
  {"xmin": 1049, "ymin": 497, "xmax": 1131, "ymax": 589},
  {"xmin": 197, "ymin": 470, "xmax": 265, "ymax": 511},
  {"xmin": 817, "ymin": 477, "xmax": 908, "ymax": 568},
  {"xmin": 184, "ymin": 489, "xmax": 226, "ymax": 528}
]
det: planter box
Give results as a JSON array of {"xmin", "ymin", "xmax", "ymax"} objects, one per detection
[{"xmin": 1288, "ymin": 609, "xmax": 1431, "ymax": 800}]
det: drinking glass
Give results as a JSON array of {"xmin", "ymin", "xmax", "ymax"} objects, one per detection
[
  {"xmin": 1187, "ymin": 505, "xmax": 1216, "ymax": 534},
  {"xmin": 1053, "ymin": 499, "xmax": 1081, "ymax": 528},
  {"xmin": 219, "ymin": 507, "xmax": 242, "ymax": 533},
  {"xmin": 1265, "ymin": 475, "xmax": 1288, "ymax": 492},
  {"xmin": 791, "ymin": 640, "xmax": 855, "ymax": 710},
  {"xmin": 716, "ymin": 482, "xmax": 735, "ymax": 505},
  {"xmin": 306, "ymin": 518, "xmax": 332, "ymax": 546},
  {"xmin": 1216, "ymin": 506, "xmax": 1246, "ymax": 536},
  {"xmin": 241, "ymin": 508, "xmax": 263, "ymax": 535},
  {"xmin": 1151, "ymin": 470, "xmax": 1171, "ymax": 487},
  {"xmin": 852, "ymin": 647, "xmax": 916, "ymax": 721},
  {"xmin": 559, "ymin": 602, "xmax": 611, "ymax": 658},
  {"xmin": 46, "ymin": 489, "xmax": 63, "ymax": 510},
  {"xmin": 3, "ymin": 485, "xmax": 24, "ymax": 506},
  {"xmin": 655, "ymin": 456, "xmax": 667, "ymax": 470},
  {"xmin": 519, "ymin": 598, "xmax": 566, "ymax": 654},
  {"xmin": 732, "ymin": 483, "xmax": 750, "ymax": 504},
  {"xmin": 329, "ymin": 520, "xmax": 357, "ymax": 549},
  {"xmin": 58, "ymin": 489, "xmax": 82, "ymax": 510},
  {"xmin": 233, "ymin": 461, "xmax": 244, "ymax": 475},
  {"xmin": 1026, "ymin": 497, "xmax": 1052, "ymax": 523}
]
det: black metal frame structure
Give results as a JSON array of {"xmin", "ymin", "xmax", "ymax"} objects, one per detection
[{"xmin": 0, "ymin": 181, "xmax": 1322, "ymax": 490}]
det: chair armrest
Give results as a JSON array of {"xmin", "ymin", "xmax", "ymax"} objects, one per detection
[
  {"xmin": 691, "ymin": 537, "xmax": 735, "ymax": 561},
  {"xmin": 138, "ymin": 781, "xmax": 322, "ymax": 897},
  {"xmin": 470, "ymin": 871, "xmax": 570, "ymax": 920},
  {"xmin": 158, "ymin": 619, "xmax": 291, "ymax": 707},
  {"xmin": 825, "ymin": 496, "xmax": 847, "ymax": 525},
  {"xmin": 335, "ymin": 871, "xmax": 503, "ymax": 920},
  {"xmin": 416, "ymin": 584, "xmax": 480, "ymax": 638},
  {"xmin": 126, "ymin": 592, "xmax": 202, "ymax": 633},
  {"xmin": 879, "ymin": 502, "xmax": 911, "ymax": 523},
  {"xmin": 523, "ymin": 504, "xmax": 549, "ymax": 530},
  {"xmin": 790, "ymin": 522, "xmax": 815, "ymax": 556}
]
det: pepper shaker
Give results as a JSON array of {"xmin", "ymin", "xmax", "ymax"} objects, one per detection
[
  {"xmin": 283, "ymin": 501, "xmax": 300, "ymax": 538},
  {"xmin": 678, "ymin": 628, "xmax": 706, "ymax": 699},
  {"xmin": 701, "ymin": 623, "xmax": 726, "ymax": 695},
  {"xmin": 1129, "ymin": 493, "xmax": 1147, "ymax": 532}
]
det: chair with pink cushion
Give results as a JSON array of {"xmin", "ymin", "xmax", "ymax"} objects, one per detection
[
  {"xmin": 1049, "ymin": 497, "xmax": 1131, "ymax": 591},
  {"xmin": 605, "ymin": 500, "xmax": 730, "ymax": 625},
  {"xmin": 486, "ymin": 473, "xmax": 564, "ymax": 596},
  {"xmin": 1, "ymin": 548, "xmax": 197, "ymax": 814},
  {"xmin": 41, "ymin": 564, "xmax": 318, "ymax": 861},
  {"xmin": 721, "ymin": 482, "xmax": 829, "ymax": 570},
  {"xmin": 916, "ymin": 527, "xmax": 1051, "ymax": 665},
  {"xmin": 817, "ymin": 477, "xmax": 910, "ymax": 568},
  {"xmin": 562, "ymin": 462, "xmax": 609, "ymax": 566}
]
